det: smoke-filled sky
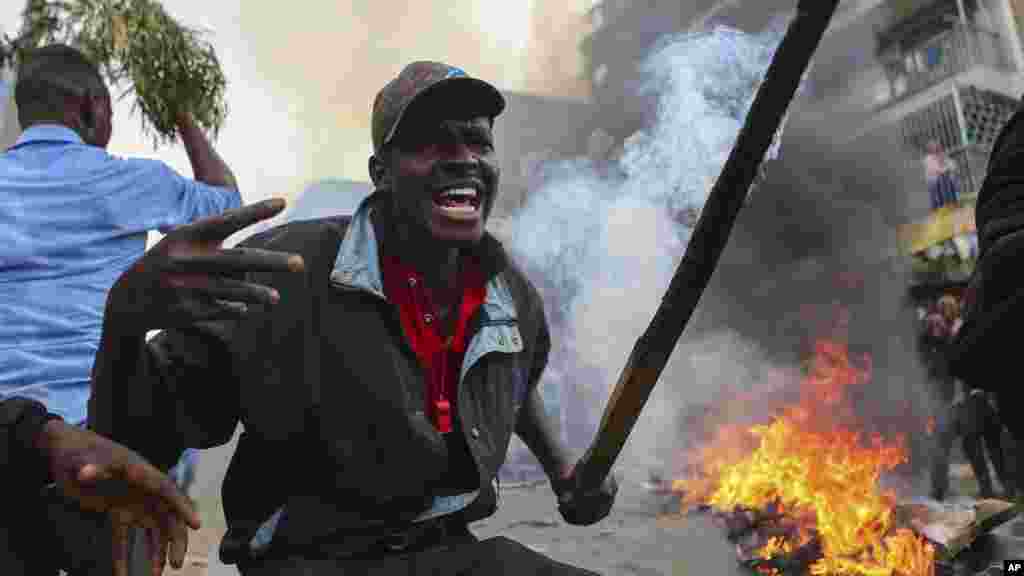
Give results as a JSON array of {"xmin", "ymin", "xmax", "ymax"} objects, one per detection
[
  {"xmin": 1, "ymin": 1, "xmax": 594, "ymax": 214},
  {"xmin": 505, "ymin": 24, "xmax": 794, "ymax": 472},
  {"xmin": 506, "ymin": 17, "xmax": 932, "ymax": 478}
]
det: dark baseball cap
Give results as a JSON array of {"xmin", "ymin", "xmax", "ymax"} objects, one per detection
[{"xmin": 371, "ymin": 61, "xmax": 506, "ymax": 155}]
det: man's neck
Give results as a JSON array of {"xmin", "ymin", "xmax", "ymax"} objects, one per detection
[
  {"xmin": 373, "ymin": 210, "xmax": 461, "ymax": 294},
  {"xmin": 421, "ymin": 245, "xmax": 460, "ymax": 295}
]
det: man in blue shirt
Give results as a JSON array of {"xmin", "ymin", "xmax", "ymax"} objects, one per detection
[
  {"xmin": 0, "ymin": 44, "xmax": 240, "ymax": 575},
  {"xmin": 1, "ymin": 44, "xmax": 241, "ymax": 426}
]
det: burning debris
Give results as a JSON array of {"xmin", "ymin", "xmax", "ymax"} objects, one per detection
[
  {"xmin": 673, "ymin": 332, "xmax": 933, "ymax": 575},
  {"xmin": 651, "ymin": 322, "xmax": 1021, "ymax": 576}
]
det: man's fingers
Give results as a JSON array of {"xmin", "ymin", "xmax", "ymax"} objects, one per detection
[
  {"xmin": 168, "ymin": 248, "xmax": 304, "ymax": 276},
  {"xmin": 149, "ymin": 526, "xmax": 169, "ymax": 576},
  {"xmin": 163, "ymin": 273, "xmax": 282, "ymax": 308},
  {"xmin": 179, "ymin": 198, "xmax": 287, "ymax": 242},
  {"xmin": 168, "ymin": 515, "xmax": 190, "ymax": 569},
  {"xmin": 187, "ymin": 277, "xmax": 283, "ymax": 307},
  {"xmin": 112, "ymin": 521, "xmax": 131, "ymax": 576},
  {"xmin": 124, "ymin": 462, "xmax": 201, "ymax": 530}
]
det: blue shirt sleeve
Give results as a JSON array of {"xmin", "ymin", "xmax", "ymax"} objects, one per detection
[{"xmin": 102, "ymin": 157, "xmax": 242, "ymax": 233}]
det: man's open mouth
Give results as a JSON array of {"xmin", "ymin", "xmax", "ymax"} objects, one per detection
[{"xmin": 432, "ymin": 187, "xmax": 482, "ymax": 220}]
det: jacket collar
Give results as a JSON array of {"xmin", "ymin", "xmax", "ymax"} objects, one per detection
[
  {"xmin": 9, "ymin": 124, "xmax": 84, "ymax": 150},
  {"xmin": 330, "ymin": 191, "xmax": 517, "ymax": 322}
]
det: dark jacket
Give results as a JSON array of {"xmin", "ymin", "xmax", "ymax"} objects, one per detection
[
  {"xmin": 89, "ymin": 196, "xmax": 551, "ymax": 563},
  {"xmin": 1, "ymin": 397, "xmax": 55, "ymax": 491},
  {"xmin": 951, "ymin": 100, "xmax": 1024, "ymax": 381}
]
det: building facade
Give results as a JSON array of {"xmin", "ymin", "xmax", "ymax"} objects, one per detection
[{"xmin": 815, "ymin": 0, "xmax": 1024, "ymax": 284}]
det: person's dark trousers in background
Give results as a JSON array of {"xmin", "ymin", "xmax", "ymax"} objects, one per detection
[
  {"xmin": 960, "ymin": 391, "xmax": 1011, "ymax": 499},
  {"xmin": 997, "ymin": 392, "xmax": 1024, "ymax": 498},
  {"xmin": 933, "ymin": 390, "xmax": 1014, "ymax": 500}
]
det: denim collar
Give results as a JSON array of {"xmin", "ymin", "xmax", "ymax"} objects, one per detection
[{"xmin": 329, "ymin": 192, "xmax": 519, "ymax": 326}]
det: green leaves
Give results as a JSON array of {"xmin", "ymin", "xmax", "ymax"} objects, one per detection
[{"xmin": 2, "ymin": 0, "xmax": 228, "ymax": 147}]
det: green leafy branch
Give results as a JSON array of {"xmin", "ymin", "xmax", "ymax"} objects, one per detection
[{"xmin": 2, "ymin": 0, "xmax": 227, "ymax": 147}]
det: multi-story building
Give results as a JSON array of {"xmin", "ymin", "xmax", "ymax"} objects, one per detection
[
  {"xmin": 816, "ymin": 0, "xmax": 1024, "ymax": 286},
  {"xmin": 585, "ymin": 0, "xmax": 1024, "ymax": 284},
  {"xmin": 824, "ymin": 0, "xmax": 1022, "ymax": 204}
]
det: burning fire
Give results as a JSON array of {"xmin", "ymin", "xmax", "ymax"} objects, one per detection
[{"xmin": 673, "ymin": 338, "xmax": 935, "ymax": 576}]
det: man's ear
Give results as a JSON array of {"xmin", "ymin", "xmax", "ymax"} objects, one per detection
[
  {"xmin": 368, "ymin": 154, "xmax": 387, "ymax": 186},
  {"xmin": 63, "ymin": 92, "xmax": 94, "ymax": 142}
]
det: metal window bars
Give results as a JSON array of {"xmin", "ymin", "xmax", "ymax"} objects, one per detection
[
  {"xmin": 897, "ymin": 83, "xmax": 1017, "ymax": 198},
  {"xmin": 878, "ymin": 21, "xmax": 1015, "ymax": 109}
]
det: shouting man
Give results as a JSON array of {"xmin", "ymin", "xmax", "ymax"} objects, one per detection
[{"xmin": 90, "ymin": 62, "xmax": 617, "ymax": 575}]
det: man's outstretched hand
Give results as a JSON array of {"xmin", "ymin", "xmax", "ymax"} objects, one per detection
[
  {"xmin": 37, "ymin": 420, "xmax": 200, "ymax": 576},
  {"xmin": 554, "ymin": 462, "xmax": 618, "ymax": 526},
  {"xmin": 108, "ymin": 198, "xmax": 305, "ymax": 334}
]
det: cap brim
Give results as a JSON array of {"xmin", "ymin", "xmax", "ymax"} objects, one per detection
[{"xmin": 383, "ymin": 76, "xmax": 506, "ymax": 149}]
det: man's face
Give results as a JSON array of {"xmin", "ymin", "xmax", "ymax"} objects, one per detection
[{"xmin": 385, "ymin": 113, "xmax": 499, "ymax": 246}]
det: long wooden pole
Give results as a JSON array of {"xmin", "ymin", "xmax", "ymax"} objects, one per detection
[{"xmin": 575, "ymin": 0, "xmax": 841, "ymax": 491}]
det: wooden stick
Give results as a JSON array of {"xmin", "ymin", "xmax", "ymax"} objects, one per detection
[{"xmin": 575, "ymin": 0, "xmax": 841, "ymax": 491}]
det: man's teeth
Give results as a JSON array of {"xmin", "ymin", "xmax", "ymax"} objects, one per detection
[
  {"xmin": 440, "ymin": 204, "xmax": 477, "ymax": 214},
  {"xmin": 439, "ymin": 188, "xmax": 478, "ymax": 202}
]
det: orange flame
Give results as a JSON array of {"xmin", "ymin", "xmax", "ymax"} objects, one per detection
[{"xmin": 674, "ymin": 336, "xmax": 934, "ymax": 576}]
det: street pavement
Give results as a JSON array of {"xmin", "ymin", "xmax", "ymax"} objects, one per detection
[
  {"xmin": 188, "ymin": 451, "xmax": 761, "ymax": 576},
  {"xmin": 179, "ymin": 434, "xmax": 1024, "ymax": 576}
]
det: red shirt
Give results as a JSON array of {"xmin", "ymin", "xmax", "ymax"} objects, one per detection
[{"xmin": 381, "ymin": 254, "xmax": 487, "ymax": 433}]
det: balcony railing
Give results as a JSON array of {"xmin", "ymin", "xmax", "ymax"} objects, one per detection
[
  {"xmin": 893, "ymin": 83, "xmax": 1015, "ymax": 197},
  {"xmin": 946, "ymin": 143, "xmax": 990, "ymax": 198},
  {"xmin": 878, "ymin": 23, "xmax": 1014, "ymax": 108}
]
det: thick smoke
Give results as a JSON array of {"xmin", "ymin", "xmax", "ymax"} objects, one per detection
[
  {"xmin": 506, "ymin": 25, "xmax": 791, "ymax": 475},
  {"xmin": 507, "ymin": 16, "xmax": 936, "ymax": 485}
]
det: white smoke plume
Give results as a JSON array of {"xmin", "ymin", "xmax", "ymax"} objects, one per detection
[{"xmin": 506, "ymin": 24, "xmax": 793, "ymax": 475}]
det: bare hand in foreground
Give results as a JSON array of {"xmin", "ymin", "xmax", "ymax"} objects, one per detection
[
  {"xmin": 108, "ymin": 198, "xmax": 305, "ymax": 333},
  {"xmin": 38, "ymin": 420, "xmax": 201, "ymax": 576}
]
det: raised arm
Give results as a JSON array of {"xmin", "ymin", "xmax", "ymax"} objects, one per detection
[{"xmin": 176, "ymin": 111, "xmax": 238, "ymax": 190}]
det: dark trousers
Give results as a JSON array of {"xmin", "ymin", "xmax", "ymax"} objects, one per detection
[
  {"xmin": 996, "ymin": 390, "xmax": 1024, "ymax": 496},
  {"xmin": 0, "ymin": 485, "xmax": 114, "ymax": 576},
  {"xmin": 932, "ymin": 392, "xmax": 1012, "ymax": 499},
  {"xmin": 239, "ymin": 533, "xmax": 601, "ymax": 576}
]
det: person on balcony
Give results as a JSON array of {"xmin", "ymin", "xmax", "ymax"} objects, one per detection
[{"xmin": 924, "ymin": 140, "xmax": 961, "ymax": 210}]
